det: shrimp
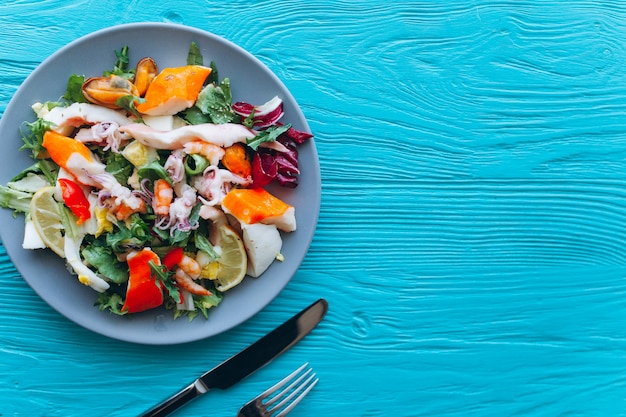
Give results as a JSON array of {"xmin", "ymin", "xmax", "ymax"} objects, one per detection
[
  {"xmin": 110, "ymin": 198, "xmax": 147, "ymax": 221},
  {"xmin": 177, "ymin": 254, "xmax": 201, "ymax": 279},
  {"xmin": 153, "ymin": 179, "xmax": 173, "ymax": 216},
  {"xmin": 182, "ymin": 140, "xmax": 225, "ymax": 166},
  {"xmin": 153, "ymin": 183, "xmax": 199, "ymax": 234},
  {"xmin": 174, "ymin": 268, "xmax": 211, "ymax": 296},
  {"xmin": 168, "ymin": 253, "xmax": 209, "ymax": 296}
]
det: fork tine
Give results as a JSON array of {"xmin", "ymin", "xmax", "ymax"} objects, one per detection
[
  {"xmin": 259, "ymin": 362, "xmax": 309, "ymax": 401},
  {"xmin": 237, "ymin": 364, "xmax": 318, "ymax": 417},
  {"xmin": 265, "ymin": 366, "xmax": 312, "ymax": 408},
  {"xmin": 260, "ymin": 363, "xmax": 317, "ymax": 416},
  {"xmin": 272, "ymin": 374, "xmax": 318, "ymax": 417}
]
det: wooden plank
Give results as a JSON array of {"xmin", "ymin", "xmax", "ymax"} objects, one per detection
[{"xmin": 2, "ymin": 1, "xmax": 626, "ymax": 416}]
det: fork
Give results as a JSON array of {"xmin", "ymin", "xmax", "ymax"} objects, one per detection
[{"xmin": 237, "ymin": 363, "xmax": 318, "ymax": 417}]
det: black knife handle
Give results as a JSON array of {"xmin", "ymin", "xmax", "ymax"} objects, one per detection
[{"xmin": 139, "ymin": 380, "xmax": 207, "ymax": 417}]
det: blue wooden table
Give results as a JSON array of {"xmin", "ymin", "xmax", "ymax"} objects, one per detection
[{"xmin": 2, "ymin": 1, "xmax": 626, "ymax": 416}]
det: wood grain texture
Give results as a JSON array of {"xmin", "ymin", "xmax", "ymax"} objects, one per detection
[{"xmin": 2, "ymin": 1, "xmax": 626, "ymax": 416}]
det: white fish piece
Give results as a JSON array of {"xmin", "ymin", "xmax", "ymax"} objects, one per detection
[
  {"xmin": 242, "ymin": 222, "xmax": 283, "ymax": 278},
  {"xmin": 22, "ymin": 218, "xmax": 47, "ymax": 250},
  {"xmin": 119, "ymin": 123, "xmax": 256, "ymax": 150},
  {"xmin": 42, "ymin": 103, "xmax": 134, "ymax": 136}
]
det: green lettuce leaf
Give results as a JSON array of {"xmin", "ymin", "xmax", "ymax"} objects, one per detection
[
  {"xmin": 63, "ymin": 74, "xmax": 88, "ymax": 103},
  {"xmin": 194, "ymin": 78, "xmax": 235, "ymax": 124},
  {"xmin": 82, "ymin": 241, "xmax": 129, "ymax": 284},
  {"xmin": 103, "ymin": 152, "xmax": 134, "ymax": 185}
]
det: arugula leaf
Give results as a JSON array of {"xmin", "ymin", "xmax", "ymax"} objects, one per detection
[
  {"xmin": 103, "ymin": 152, "xmax": 134, "ymax": 185},
  {"xmin": 115, "ymin": 95, "xmax": 144, "ymax": 121},
  {"xmin": 150, "ymin": 260, "xmax": 183, "ymax": 304},
  {"xmin": 194, "ymin": 78, "xmax": 235, "ymax": 124},
  {"xmin": 194, "ymin": 290, "xmax": 223, "ymax": 319},
  {"xmin": 82, "ymin": 241, "xmax": 129, "ymax": 284},
  {"xmin": 114, "ymin": 46, "xmax": 130, "ymax": 69},
  {"xmin": 179, "ymin": 106, "xmax": 212, "ymax": 125},
  {"xmin": 150, "ymin": 206, "xmax": 200, "ymax": 247},
  {"xmin": 63, "ymin": 74, "xmax": 88, "ymax": 103},
  {"xmin": 105, "ymin": 226, "xmax": 134, "ymax": 253},
  {"xmin": 137, "ymin": 160, "xmax": 172, "ymax": 185},
  {"xmin": 242, "ymin": 109, "xmax": 257, "ymax": 128},
  {"xmin": 161, "ymin": 284, "xmax": 223, "ymax": 321},
  {"xmin": 151, "ymin": 226, "xmax": 171, "ymax": 244},
  {"xmin": 194, "ymin": 231, "xmax": 219, "ymax": 259},
  {"xmin": 128, "ymin": 213, "xmax": 151, "ymax": 240},
  {"xmin": 106, "ymin": 215, "xmax": 151, "ymax": 252},
  {"xmin": 246, "ymin": 124, "xmax": 291, "ymax": 151},
  {"xmin": 104, "ymin": 46, "xmax": 135, "ymax": 80},
  {"xmin": 169, "ymin": 204, "xmax": 202, "ymax": 245},
  {"xmin": 206, "ymin": 61, "xmax": 219, "ymax": 85},
  {"xmin": 94, "ymin": 292, "xmax": 127, "ymax": 316},
  {"xmin": 187, "ymin": 41, "xmax": 203, "ymax": 66}
]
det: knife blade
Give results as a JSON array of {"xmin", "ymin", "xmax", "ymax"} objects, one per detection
[{"xmin": 140, "ymin": 298, "xmax": 328, "ymax": 417}]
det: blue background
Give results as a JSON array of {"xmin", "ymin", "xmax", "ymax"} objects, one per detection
[{"xmin": 2, "ymin": 1, "xmax": 626, "ymax": 416}]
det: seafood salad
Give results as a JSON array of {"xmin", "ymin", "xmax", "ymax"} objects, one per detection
[{"xmin": 0, "ymin": 43, "xmax": 312, "ymax": 320}]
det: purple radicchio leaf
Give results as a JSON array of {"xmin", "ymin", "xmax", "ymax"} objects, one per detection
[{"xmin": 251, "ymin": 151, "xmax": 277, "ymax": 188}]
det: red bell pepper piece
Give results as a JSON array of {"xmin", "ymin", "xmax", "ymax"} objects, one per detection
[
  {"xmin": 162, "ymin": 247, "xmax": 183, "ymax": 270},
  {"xmin": 121, "ymin": 248, "xmax": 164, "ymax": 314},
  {"xmin": 58, "ymin": 178, "xmax": 91, "ymax": 224}
]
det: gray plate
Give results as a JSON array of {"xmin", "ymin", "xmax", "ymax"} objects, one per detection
[{"xmin": 0, "ymin": 23, "xmax": 320, "ymax": 345}]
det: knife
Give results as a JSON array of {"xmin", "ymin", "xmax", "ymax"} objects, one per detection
[{"xmin": 140, "ymin": 298, "xmax": 328, "ymax": 417}]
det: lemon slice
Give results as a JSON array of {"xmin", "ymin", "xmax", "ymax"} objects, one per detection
[
  {"xmin": 30, "ymin": 186, "xmax": 65, "ymax": 257},
  {"xmin": 209, "ymin": 225, "xmax": 247, "ymax": 292}
]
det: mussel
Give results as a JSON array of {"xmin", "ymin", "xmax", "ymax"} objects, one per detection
[
  {"xmin": 133, "ymin": 57, "xmax": 158, "ymax": 97},
  {"xmin": 82, "ymin": 75, "xmax": 139, "ymax": 109}
]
